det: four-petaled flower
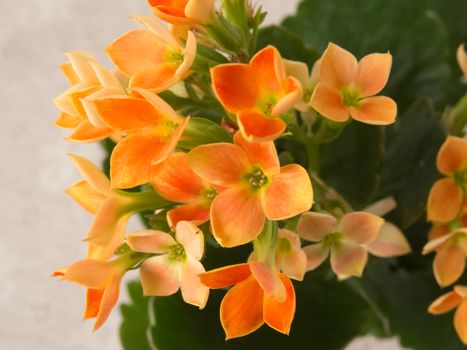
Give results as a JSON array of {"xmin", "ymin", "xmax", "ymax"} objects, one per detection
[
  {"xmin": 106, "ymin": 16, "xmax": 196, "ymax": 93},
  {"xmin": 189, "ymin": 132, "xmax": 313, "ymax": 247},
  {"xmin": 310, "ymin": 43, "xmax": 397, "ymax": 125},
  {"xmin": 211, "ymin": 46, "xmax": 303, "ymax": 141},
  {"xmin": 427, "ymin": 136, "xmax": 467, "ymax": 223},
  {"xmin": 200, "ymin": 261, "xmax": 295, "ymax": 339},
  {"xmin": 126, "ymin": 221, "xmax": 209, "ymax": 308}
]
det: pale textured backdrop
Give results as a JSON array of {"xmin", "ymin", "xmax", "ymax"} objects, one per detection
[{"xmin": 0, "ymin": 1, "xmax": 403, "ymax": 349}]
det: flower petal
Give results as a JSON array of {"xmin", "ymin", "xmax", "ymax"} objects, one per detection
[
  {"xmin": 84, "ymin": 197, "xmax": 125, "ymax": 246},
  {"xmin": 427, "ymin": 178, "xmax": 463, "ymax": 222},
  {"xmin": 437, "ymin": 136, "xmax": 467, "ymax": 176},
  {"xmin": 152, "ymin": 152, "xmax": 205, "ymax": 202},
  {"xmin": 271, "ymin": 77, "xmax": 303, "ymax": 116},
  {"xmin": 131, "ymin": 15, "xmax": 178, "ymax": 45},
  {"xmin": 140, "ymin": 255, "xmax": 180, "ymax": 296},
  {"xmin": 280, "ymin": 249, "xmax": 307, "ymax": 281},
  {"xmin": 457, "ymin": 44, "xmax": 467, "ymax": 77},
  {"xmin": 263, "ymin": 273, "xmax": 296, "ymax": 335},
  {"xmin": 422, "ymin": 232, "xmax": 455, "ymax": 255},
  {"xmin": 250, "ymin": 46, "xmax": 285, "ymax": 93},
  {"xmin": 310, "ymin": 83, "xmax": 349, "ymax": 122},
  {"xmin": 428, "ymin": 291, "xmax": 463, "ymax": 314},
  {"xmin": 356, "ymin": 52, "xmax": 392, "ymax": 97},
  {"xmin": 250, "ymin": 261, "xmax": 286, "ymax": 302},
  {"xmin": 92, "ymin": 275, "xmax": 122, "ymax": 331},
  {"xmin": 199, "ymin": 263, "xmax": 251, "ymax": 289},
  {"xmin": 233, "ymin": 132, "xmax": 280, "ymax": 175},
  {"xmin": 297, "ymin": 212, "xmax": 337, "ymax": 242},
  {"xmin": 129, "ymin": 64, "xmax": 178, "ymax": 93},
  {"xmin": 319, "ymin": 43, "xmax": 358, "ymax": 89},
  {"xmin": 237, "ymin": 111, "xmax": 286, "ymax": 142},
  {"xmin": 65, "ymin": 180, "xmax": 106, "ymax": 214},
  {"xmin": 303, "ymin": 243, "xmax": 329, "ymax": 271},
  {"xmin": 126, "ymin": 230, "xmax": 176, "ymax": 254},
  {"xmin": 366, "ymin": 222, "xmax": 411, "ymax": 257},
  {"xmin": 67, "ymin": 120, "xmax": 113, "ymax": 143},
  {"xmin": 175, "ymin": 221, "xmax": 204, "ymax": 260},
  {"xmin": 54, "ymin": 112, "xmax": 81, "ymax": 129},
  {"xmin": 68, "ymin": 154, "xmax": 112, "ymax": 196},
  {"xmin": 60, "ymin": 62, "xmax": 80, "ymax": 85},
  {"xmin": 167, "ymin": 204, "xmax": 210, "ymax": 229},
  {"xmin": 188, "ymin": 143, "xmax": 250, "ymax": 187},
  {"xmin": 63, "ymin": 259, "xmax": 116, "ymax": 289},
  {"xmin": 176, "ymin": 30, "xmax": 197, "ymax": 78},
  {"xmin": 220, "ymin": 276, "xmax": 264, "ymax": 340},
  {"xmin": 350, "ymin": 96, "xmax": 397, "ymax": 125},
  {"xmin": 84, "ymin": 288, "xmax": 104, "ymax": 320},
  {"xmin": 262, "ymin": 164, "xmax": 313, "ymax": 220},
  {"xmin": 331, "ymin": 241, "xmax": 368, "ymax": 277},
  {"xmin": 184, "ymin": 0, "xmax": 214, "ymax": 21},
  {"xmin": 339, "ymin": 211, "xmax": 384, "ymax": 245},
  {"xmin": 434, "ymin": 243, "xmax": 466, "ymax": 287},
  {"xmin": 454, "ymin": 301, "xmax": 467, "ymax": 345},
  {"xmin": 211, "ymin": 187, "xmax": 265, "ymax": 247},
  {"xmin": 179, "ymin": 257, "xmax": 209, "ymax": 309}
]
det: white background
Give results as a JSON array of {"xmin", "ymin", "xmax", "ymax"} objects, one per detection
[{"xmin": 0, "ymin": 0, "xmax": 403, "ymax": 349}]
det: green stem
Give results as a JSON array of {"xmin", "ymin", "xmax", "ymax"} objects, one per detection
[{"xmin": 253, "ymin": 220, "xmax": 278, "ymax": 266}]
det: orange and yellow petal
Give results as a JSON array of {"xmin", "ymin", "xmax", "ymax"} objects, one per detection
[
  {"xmin": 60, "ymin": 62, "xmax": 81, "ymax": 85},
  {"xmin": 454, "ymin": 301, "xmax": 467, "ymax": 345},
  {"xmin": 349, "ymin": 96, "xmax": 397, "ymax": 125},
  {"xmin": 65, "ymin": 180, "xmax": 106, "ymax": 214},
  {"xmin": 84, "ymin": 288, "xmax": 104, "ymax": 320},
  {"xmin": 188, "ymin": 143, "xmax": 250, "ymax": 187},
  {"xmin": 427, "ymin": 178, "xmax": 463, "ymax": 222},
  {"xmin": 338, "ymin": 211, "xmax": 384, "ymax": 245},
  {"xmin": 175, "ymin": 220, "xmax": 204, "ymax": 260},
  {"xmin": 319, "ymin": 43, "xmax": 358, "ymax": 89},
  {"xmin": 271, "ymin": 77, "xmax": 303, "ymax": 116},
  {"xmin": 310, "ymin": 83, "xmax": 349, "ymax": 122},
  {"xmin": 68, "ymin": 154, "xmax": 112, "ymax": 195},
  {"xmin": 250, "ymin": 46, "xmax": 285, "ymax": 93},
  {"xmin": 249, "ymin": 261, "xmax": 286, "ymax": 302},
  {"xmin": 84, "ymin": 197, "xmax": 125, "ymax": 246},
  {"xmin": 54, "ymin": 112, "xmax": 81, "ymax": 129},
  {"xmin": 436, "ymin": 136, "xmax": 467, "ymax": 176},
  {"xmin": 179, "ymin": 257, "xmax": 209, "ymax": 309},
  {"xmin": 428, "ymin": 291, "xmax": 463, "ymax": 314},
  {"xmin": 237, "ymin": 111, "xmax": 286, "ymax": 142},
  {"xmin": 67, "ymin": 120, "xmax": 113, "ymax": 143},
  {"xmin": 126, "ymin": 230, "xmax": 176, "ymax": 254},
  {"xmin": 433, "ymin": 243, "xmax": 466, "ymax": 287},
  {"xmin": 330, "ymin": 241, "xmax": 368, "ymax": 277},
  {"xmin": 199, "ymin": 263, "xmax": 251, "ymax": 289},
  {"xmin": 297, "ymin": 212, "xmax": 337, "ymax": 242},
  {"xmin": 167, "ymin": 203, "xmax": 210, "ymax": 229},
  {"xmin": 280, "ymin": 249, "xmax": 307, "ymax": 281},
  {"xmin": 140, "ymin": 255, "xmax": 179, "ymax": 296},
  {"xmin": 366, "ymin": 222, "xmax": 411, "ymax": 257},
  {"xmin": 92, "ymin": 275, "xmax": 122, "ymax": 331},
  {"xmin": 355, "ymin": 52, "xmax": 392, "ymax": 97},
  {"xmin": 263, "ymin": 274, "xmax": 296, "ymax": 335},
  {"xmin": 62, "ymin": 259, "xmax": 116, "ymax": 289},
  {"xmin": 129, "ymin": 64, "xmax": 178, "ymax": 93},
  {"xmin": 220, "ymin": 276, "xmax": 265, "ymax": 339},
  {"xmin": 262, "ymin": 164, "xmax": 313, "ymax": 220},
  {"xmin": 210, "ymin": 187, "xmax": 265, "ymax": 247}
]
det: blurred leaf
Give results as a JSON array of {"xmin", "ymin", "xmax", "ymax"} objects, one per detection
[
  {"xmin": 283, "ymin": 0, "xmax": 451, "ymax": 110},
  {"xmin": 179, "ymin": 117, "xmax": 232, "ymax": 150},
  {"xmin": 376, "ymin": 99, "xmax": 446, "ymax": 229},
  {"xmin": 320, "ymin": 122, "xmax": 384, "ymax": 209}
]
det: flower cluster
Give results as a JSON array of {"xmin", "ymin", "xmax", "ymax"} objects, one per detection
[{"xmin": 52, "ymin": 0, "xmax": 412, "ymax": 339}]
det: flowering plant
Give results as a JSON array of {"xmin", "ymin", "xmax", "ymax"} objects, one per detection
[{"xmin": 52, "ymin": 0, "xmax": 467, "ymax": 349}]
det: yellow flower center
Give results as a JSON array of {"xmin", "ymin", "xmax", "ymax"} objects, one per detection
[
  {"xmin": 322, "ymin": 232, "xmax": 344, "ymax": 249},
  {"xmin": 168, "ymin": 243, "xmax": 186, "ymax": 263},
  {"xmin": 258, "ymin": 93, "xmax": 278, "ymax": 117},
  {"xmin": 454, "ymin": 168, "xmax": 467, "ymax": 188},
  {"xmin": 341, "ymin": 86, "xmax": 362, "ymax": 107},
  {"xmin": 276, "ymin": 237, "xmax": 293, "ymax": 255},
  {"xmin": 201, "ymin": 188, "xmax": 218, "ymax": 205},
  {"xmin": 244, "ymin": 167, "xmax": 269, "ymax": 191},
  {"xmin": 164, "ymin": 48, "xmax": 184, "ymax": 67}
]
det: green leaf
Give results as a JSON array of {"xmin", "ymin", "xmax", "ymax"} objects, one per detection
[
  {"xmin": 179, "ymin": 117, "xmax": 233, "ymax": 150},
  {"xmin": 319, "ymin": 121, "xmax": 384, "ymax": 209},
  {"xmin": 376, "ymin": 99, "xmax": 446, "ymax": 229},
  {"xmin": 282, "ymin": 0, "xmax": 451, "ymax": 110}
]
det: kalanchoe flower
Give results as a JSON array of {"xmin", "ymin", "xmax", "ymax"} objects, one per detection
[
  {"xmin": 200, "ymin": 261, "xmax": 295, "ymax": 339},
  {"xmin": 427, "ymin": 136, "xmax": 467, "ymax": 223},
  {"xmin": 188, "ymin": 132, "xmax": 313, "ymax": 247},
  {"xmin": 66, "ymin": 154, "xmax": 170, "ymax": 253},
  {"xmin": 297, "ymin": 211, "xmax": 384, "ymax": 277},
  {"xmin": 147, "ymin": 0, "xmax": 214, "ymax": 24},
  {"xmin": 423, "ymin": 224, "xmax": 467, "ymax": 287},
  {"xmin": 310, "ymin": 43, "xmax": 397, "ymax": 125},
  {"xmin": 211, "ymin": 46, "xmax": 303, "ymax": 141},
  {"xmin": 274, "ymin": 229, "xmax": 307, "ymax": 281},
  {"xmin": 106, "ymin": 16, "xmax": 197, "ymax": 93},
  {"xmin": 151, "ymin": 152, "xmax": 219, "ymax": 229},
  {"xmin": 457, "ymin": 44, "xmax": 467, "ymax": 80},
  {"xmin": 428, "ymin": 285, "xmax": 467, "ymax": 345},
  {"xmin": 126, "ymin": 221, "xmax": 209, "ymax": 308},
  {"xmin": 54, "ymin": 52, "xmax": 126, "ymax": 142},
  {"xmin": 92, "ymin": 88, "xmax": 189, "ymax": 189},
  {"xmin": 365, "ymin": 222, "xmax": 411, "ymax": 258}
]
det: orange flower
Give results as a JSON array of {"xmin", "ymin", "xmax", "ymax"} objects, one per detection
[
  {"xmin": 423, "ymin": 225, "xmax": 467, "ymax": 287},
  {"xmin": 211, "ymin": 46, "xmax": 303, "ymax": 141},
  {"xmin": 54, "ymin": 52, "xmax": 125, "ymax": 142},
  {"xmin": 106, "ymin": 16, "xmax": 196, "ymax": 93},
  {"xmin": 92, "ymin": 88, "xmax": 189, "ymax": 189},
  {"xmin": 152, "ymin": 152, "xmax": 219, "ymax": 229},
  {"xmin": 188, "ymin": 132, "xmax": 313, "ymax": 247},
  {"xmin": 126, "ymin": 221, "xmax": 209, "ymax": 308},
  {"xmin": 200, "ymin": 261, "xmax": 295, "ymax": 339},
  {"xmin": 66, "ymin": 154, "xmax": 170, "ymax": 254},
  {"xmin": 457, "ymin": 44, "xmax": 467, "ymax": 79},
  {"xmin": 310, "ymin": 43, "xmax": 397, "ymax": 125},
  {"xmin": 428, "ymin": 285, "xmax": 467, "ymax": 345},
  {"xmin": 297, "ymin": 211, "xmax": 385, "ymax": 277},
  {"xmin": 147, "ymin": 0, "xmax": 214, "ymax": 24},
  {"xmin": 427, "ymin": 136, "xmax": 467, "ymax": 222}
]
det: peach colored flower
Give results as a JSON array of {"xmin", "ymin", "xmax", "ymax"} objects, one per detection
[
  {"xmin": 428, "ymin": 285, "xmax": 467, "ymax": 344},
  {"xmin": 200, "ymin": 261, "xmax": 295, "ymax": 339},
  {"xmin": 211, "ymin": 46, "xmax": 303, "ymax": 141},
  {"xmin": 188, "ymin": 132, "xmax": 313, "ymax": 247},
  {"xmin": 427, "ymin": 136, "xmax": 467, "ymax": 223},
  {"xmin": 106, "ymin": 16, "xmax": 196, "ymax": 93},
  {"xmin": 126, "ymin": 221, "xmax": 209, "ymax": 308},
  {"xmin": 151, "ymin": 152, "xmax": 219, "ymax": 229},
  {"xmin": 92, "ymin": 88, "xmax": 189, "ymax": 189},
  {"xmin": 310, "ymin": 43, "xmax": 397, "ymax": 125},
  {"xmin": 147, "ymin": 0, "xmax": 214, "ymax": 24},
  {"xmin": 54, "ymin": 52, "xmax": 125, "ymax": 142},
  {"xmin": 274, "ymin": 229, "xmax": 307, "ymax": 281}
]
